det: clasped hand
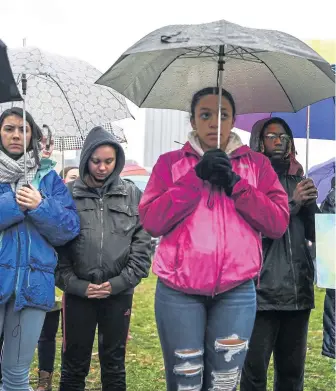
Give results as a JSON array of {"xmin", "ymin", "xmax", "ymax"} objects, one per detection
[
  {"xmin": 86, "ymin": 282, "xmax": 112, "ymax": 299},
  {"xmin": 16, "ymin": 185, "xmax": 42, "ymax": 211},
  {"xmin": 195, "ymin": 149, "xmax": 240, "ymax": 195},
  {"xmin": 293, "ymin": 178, "xmax": 318, "ymax": 206}
]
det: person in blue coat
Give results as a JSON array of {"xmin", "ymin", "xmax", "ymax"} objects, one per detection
[{"xmin": 0, "ymin": 107, "xmax": 80, "ymax": 391}]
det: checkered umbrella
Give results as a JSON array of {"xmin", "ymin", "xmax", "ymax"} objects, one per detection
[{"xmin": 53, "ymin": 122, "xmax": 127, "ymax": 151}]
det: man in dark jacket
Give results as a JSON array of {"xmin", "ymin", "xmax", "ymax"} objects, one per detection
[
  {"xmin": 240, "ymin": 118, "xmax": 318, "ymax": 391},
  {"xmin": 56, "ymin": 126, "xmax": 152, "ymax": 391},
  {"xmin": 320, "ymin": 176, "xmax": 335, "ymax": 359}
]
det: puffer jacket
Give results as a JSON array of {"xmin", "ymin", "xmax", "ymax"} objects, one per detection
[
  {"xmin": 321, "ymin": 184, "xmax": 335, "ymax": 359},
  {"xmin": 139, "ymin": 133, "xmax": 289, "ymax": 296},
  {"xmin": 0, "ymin": 162, "xmax": 80, "ymax": 312}
]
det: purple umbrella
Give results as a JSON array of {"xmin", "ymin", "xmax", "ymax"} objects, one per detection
[
  {"xmin": 235, "ymin": 94, "xmax": 335, "ymax": 174},
  {"xmin": 235, "ymin": 97, "xmax": 335, "ymax": 140},
  {"xmin": 308, "ymin": 158, "xmax": 335, "ymax": 203}
]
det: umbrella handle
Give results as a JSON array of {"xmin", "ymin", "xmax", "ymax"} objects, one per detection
[{"xmin": 217, "ymin": 45, "xmax": 225, "ymax": 149}]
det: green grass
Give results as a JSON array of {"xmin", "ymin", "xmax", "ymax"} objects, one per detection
[{"xmin": 30, "ymin": 273, "xmax": 335, "ymax": 390}]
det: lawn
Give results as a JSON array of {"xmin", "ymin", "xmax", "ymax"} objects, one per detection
[{"xmin": 30, "ymin": 272, "xmax": 335, "ymax": 390}]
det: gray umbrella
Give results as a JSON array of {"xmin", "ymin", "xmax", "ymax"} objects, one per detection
[{"xmin": 96, "ymin": 19, "xmax": 335, "ymax": 115}]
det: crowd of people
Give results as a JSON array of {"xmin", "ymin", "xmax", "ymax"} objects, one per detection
[{"xmin": 0, "ymin": 87, "xmax": 334, "ymax": 391}]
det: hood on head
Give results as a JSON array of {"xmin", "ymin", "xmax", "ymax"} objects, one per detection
[
  {"xmin": 250, "ymin": 117, "xmax": 304, "ymax": 176},
  {"xmin": 79, "ymin": 126, "xmax": 125, "ymax": 186}
]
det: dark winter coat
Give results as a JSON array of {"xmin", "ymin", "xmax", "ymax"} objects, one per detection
[
  {"xmin": 56, "ymin": 127, "xmax": 152, "ymax": 297},
  {"xmin": 250, "ymin": 119, "xmax": 317, "ymax": 311}
]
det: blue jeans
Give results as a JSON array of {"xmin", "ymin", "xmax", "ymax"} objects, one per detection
[
  {"xmin": 0, "ymin": 298, "xmax": 45, "ymax": 391},
  {"xmin": 155, "ymin": 279, "xmax": 256, "ymax": 391}
]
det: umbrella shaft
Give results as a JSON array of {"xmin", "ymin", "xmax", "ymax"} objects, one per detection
[
  {"xmin": 22, "ymin": 98, "xmax": 28, "ymax": 184},
  {"xmin": 217, "ymin": 45, "xmax": 225, "ymax": 149},
  {"xmin": 305, "ymin": 105, "xmax": 311, "ymax": 176},
  {"xmin": 217, "ymin": 71, "xmax": 224, "ymax": 149}
]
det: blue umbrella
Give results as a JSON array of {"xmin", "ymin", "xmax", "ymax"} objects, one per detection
[
  {"xmin": 308, "ymin": 158, "xmax": 335, "ymax": 203},
  {"xmin": 235, "ymin": 97, "xmax": 335, "ymax": 140},
  {"xmin": 235, "ymin": 61, "xmax": 335, "ymax": 175}
]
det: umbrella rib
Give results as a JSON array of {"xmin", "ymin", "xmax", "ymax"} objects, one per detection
[
  {"xmin": 225, "ymin": 46, "xmax": 267, "ymax": 60},
  {"xmin": 183, "ymin": 46, "xmax": 218, "ymax": 57}
]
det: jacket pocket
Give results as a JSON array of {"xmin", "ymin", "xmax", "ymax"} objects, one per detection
[
  {"xmin": 76, "ymin": 200, "xmax": 96, "ymax": 229},
  {"xmin": 107, "ymin": 203, "xmax": 138, "ymax": 237},
  {"xmin": 22, "ymin": 259, "xmax": 55, "ymax": 309},
  {"xmin": 302, "ymin": 242, "xmax": 315, "ymax": 275},
  {"xmin": 0, "ymin": 262, "xmax": 15, "ymax": 302}
]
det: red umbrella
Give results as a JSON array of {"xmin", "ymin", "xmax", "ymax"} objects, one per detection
[{"xmin": 121, "ymin": 164, "xmax": 149, "ymax": 176}]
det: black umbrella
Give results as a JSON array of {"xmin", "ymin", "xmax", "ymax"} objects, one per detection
[{"xmin": 0, "ymin": 40, "xmax": 22, "ymax": 103}]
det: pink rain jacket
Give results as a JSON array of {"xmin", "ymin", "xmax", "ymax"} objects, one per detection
[{"xmin": 139, "ymin": 137, "xmax": 289, "ymax": 296}]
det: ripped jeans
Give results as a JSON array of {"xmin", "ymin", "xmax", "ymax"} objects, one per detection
[{"xmin": 155, "ymin": 279, "xmax": 256, "ymax": 391}]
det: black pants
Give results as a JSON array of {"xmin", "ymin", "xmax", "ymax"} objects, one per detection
[
  {"xmin": 60, "ymin": 293, "xmax": 133, "ymax": 391},
  {"xmin": 240, "ymin": 309, "xmax": 311, "ymax": 391},
  {"xmin": 38, "ymin": 309, "xmax": 61, "ymax": 372}
]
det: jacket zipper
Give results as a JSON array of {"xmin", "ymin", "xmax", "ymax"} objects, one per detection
[
  {"xmin": 15, "ymin": 230, "xmax": 20, "ymax": 294},
  {"xmin": 287, "ymin": 230, "xmax": 299, "ymax": 310},
  {"xmin": 99, "ymin": 198, "xmax": 104, "ymax": 267},
  {"xmin": 27, "ymin": 233, "xmax": 33, "ymax": 288}
]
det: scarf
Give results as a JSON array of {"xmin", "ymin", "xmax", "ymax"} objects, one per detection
[
  {"xmin": 188, "ymin": 130, "xmax": 244, "ymax": 157},
  {"xmin": 0, "ymin": 150, "xmax": 39, "ymax": 192}
]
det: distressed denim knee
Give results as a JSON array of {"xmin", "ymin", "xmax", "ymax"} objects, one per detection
[{"xmin": 173, "ymin": 348, "xmax": 203, "ymax": 391}]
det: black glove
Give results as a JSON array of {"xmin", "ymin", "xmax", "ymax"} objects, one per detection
[
  {"xmin": 195, "ymin": 149, "xmax": 229, "ymax": 180},
  {"xmin": 207, "ymin": 153, "xmax": 241, "ymax": 196}
]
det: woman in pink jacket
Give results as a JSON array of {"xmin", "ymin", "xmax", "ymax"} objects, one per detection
[{"xmin": 139, "ymin": 87, "xmax": 289, "ymax": 391}]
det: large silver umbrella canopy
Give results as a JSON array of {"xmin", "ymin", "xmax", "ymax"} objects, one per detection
[{"xmin": 96, "ymin": 19, "xmax": 335, "ymax": 115}]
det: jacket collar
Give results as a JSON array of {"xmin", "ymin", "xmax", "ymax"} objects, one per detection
[
  {"xmin": 72, "ymin": 177, "xmax": 128, "ymax": 199},
  {"xmin": 182, "ymin": 137, "xmax": 250, "ymax": 160}
]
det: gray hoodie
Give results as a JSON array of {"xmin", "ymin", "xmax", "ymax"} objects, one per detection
[{"xmin": 79, "ymin": 126, "xmax": 125, "ymax": 190}]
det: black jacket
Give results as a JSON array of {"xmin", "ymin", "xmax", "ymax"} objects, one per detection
[
  {"xmin": 56, "ymin": 127, "xmax": 152, "ymax": 297},
  {"xmin": 249, "ymin": 118, "xmax": 317, "ymax": 311},
  {"xmin": 321, "ymin": 185, "xmax": 335, "ymax": 214},
  {"xmin": 257, "ymin": 174, "xmax": 317, "ymax": 311}
]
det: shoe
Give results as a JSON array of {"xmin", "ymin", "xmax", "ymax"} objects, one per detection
[{"xmin": 36, "ymin": 370, "xmax": 53, "ymax": 391}]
